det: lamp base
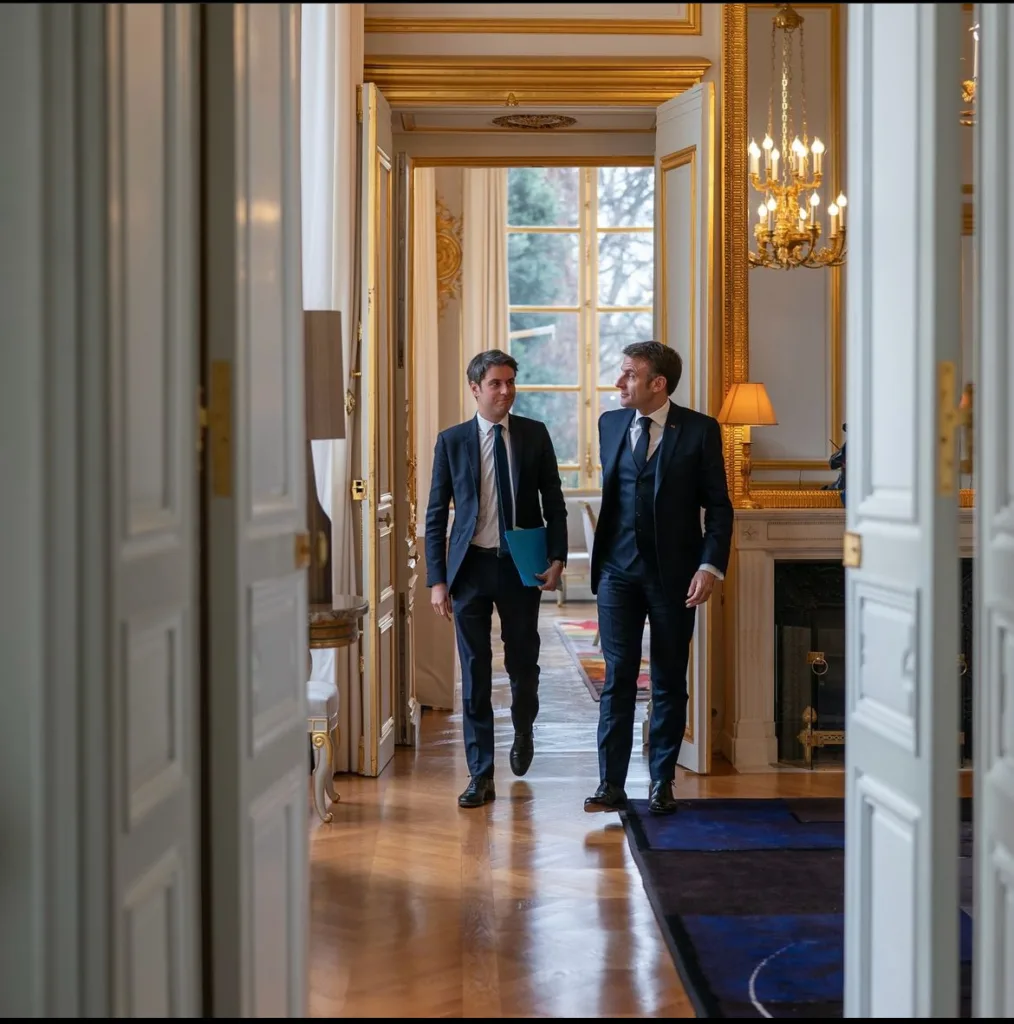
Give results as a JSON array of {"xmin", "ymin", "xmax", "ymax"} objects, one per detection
[{"xmin": 738, "ymin": 497, "xmax": 763, "ymax": 510}]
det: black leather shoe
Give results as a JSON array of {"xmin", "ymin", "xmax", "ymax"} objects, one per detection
[
  {"xmin": 648, "ymin": 779, "xmax": 679, "ymax": 815},
  {"xmin": 458, "ymin": 776, "xmax": 496, "ymax": 808},
  {"xmin": 584, "ymin": 781, "xmax": 628, "ymax": 812},
  {"xmin": 509, "ymin": 732, "xmax": 534, "ymax": 777}
]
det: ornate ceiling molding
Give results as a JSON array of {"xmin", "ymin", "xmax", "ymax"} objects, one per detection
[
  {"xmin": 365, "ymin": 6, "xmax": 702, "ymax": 36},
  {"xmin": 363, "ymin": 55, "xmax": 712, "ymax": 107}
]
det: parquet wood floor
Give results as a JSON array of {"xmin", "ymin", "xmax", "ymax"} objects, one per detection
[{"xmin": 308, "ymin": 602, "xmax": 845, "ymax": 1018}]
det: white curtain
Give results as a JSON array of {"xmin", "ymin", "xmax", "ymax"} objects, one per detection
[
  {"xmin": 461, "ymin": 168, "xmax": 510, "ymax": 411},
  {"xmin": 412, "ymin": 169, "xmax": 439, "ymax": 533},
  {"xmin": 300, "ymin": 2, "xmax": 364, "ymax": 771}
]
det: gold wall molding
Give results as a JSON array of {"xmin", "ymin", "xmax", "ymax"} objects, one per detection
[
  {"xmin": 366, "ymin": 6, "xmax": 702, "ymax": 36},
  {"xmin": 723, "ymin": 3, "xmax": 844, "ymax": 507},
  {"xmin": 435, "ymin": 193, "xmax": 462, "ymax": 315},
  {"xmin": 363, "ymin": 55, "xmax": 711, "ymax": 107},
  {"xmin": 721, "ymin": 4, "xmax": 750, "ymax": 506}
]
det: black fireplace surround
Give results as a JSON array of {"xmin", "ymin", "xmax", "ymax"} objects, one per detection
[{"xmin": 773, "ymin": 559, "xmax": 974, "ymax": 768}]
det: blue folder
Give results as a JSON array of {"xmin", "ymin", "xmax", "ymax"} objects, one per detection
[{"xmin": 504, "ymin": 527, "xmax": 549, "ymax": 588}]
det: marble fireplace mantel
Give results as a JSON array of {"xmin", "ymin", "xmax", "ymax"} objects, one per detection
[{"xmin": 722, "ymin": 507, "xmax": 975, "ymax": 771}]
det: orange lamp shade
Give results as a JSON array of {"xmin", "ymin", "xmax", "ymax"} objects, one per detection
[{"xmin": 717, "ymin": 381, "xmax": 779, "ymax": 427}]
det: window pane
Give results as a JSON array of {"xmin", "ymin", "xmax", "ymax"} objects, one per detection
[
  {"xmin": 598, "ymin": 232, "xmax": 654, "ymax": 307},
  {"xmin": 511, "ymin": 390, "xmax": 580, "ymax": 466},
  {"xmin": 597, "ymin": 166, "xmax": 655, "ymax": 228},
  {"xmin": 509, "ymin": 312, "xmax": 579, "ymax": 385},
  {"xmin": 598, "ymin": 311, "xmax": 654, "ymax": 385},
  {"xmin": 509, "ymin": 231, "xmax": 580, "ymax": 307},
  {"xmin": 596, "ymin": 388, "xmax": 623, "ymax": 427},
  {"xmin": 507, "ymin": 167, "xmax": 580, "ymax": 227}
]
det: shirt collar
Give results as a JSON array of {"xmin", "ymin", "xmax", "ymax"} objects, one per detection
[
  {"xmin": 635, "ymin": 400, "xmax": 672, "ymax": 430},
  {"xmin": 476, "ymin": 412, "xmax": 509, "ymax": 437}
]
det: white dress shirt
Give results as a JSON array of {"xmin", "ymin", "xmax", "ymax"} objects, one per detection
[
  {"xmin": 629, "ymin": 401, "xmax": 724, "ymax": 581},
  {"xmin": 471, "ymin": 413, "xmax": 516, "ymax": 550}
]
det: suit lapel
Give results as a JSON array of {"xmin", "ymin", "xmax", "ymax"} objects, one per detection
[
  {"xmin": 466, "ymin": 417, "xmax": 481, "ymax": 496},
  {"xmin": 508, "ymin": 414, "xmax": 522, "ymax": 501},
  {"xmin": 654, "ymin": 402, "xmax": 684, "ymax": 498},
  {"xmin": 604, "ymin": 410, "xmax": 636, "ymax": 485}
]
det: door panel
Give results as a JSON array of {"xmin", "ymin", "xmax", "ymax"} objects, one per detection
[
  {"xmin": 106, "ymin": 5, "xmax": 201, "ymax": 1014},
  {"xmin": 395, "ymin": 152, "xmax": 420, "ymax": 745},
  {"xmin": 974, "ymin": 6, "xmax": 1014, "ymax": 1014},
  {"xmin": 203, "ymin": 4, "xmax": 307, "ymax": 1015},
  {"xmin": 654, "ymin": 81, "xmax": 717, "ymax": 774},
  {"xmin": 359, "ymin": 82, "xmax": 398, "ymax": 775},
  {"xmin": 844, "ymin": 6, "xmax": 962, "ymax": 1016}
]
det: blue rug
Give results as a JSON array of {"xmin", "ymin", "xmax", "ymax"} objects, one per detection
[{"xmin": 620, "ymin": 797, "xmax": 973, "ymax": 1018}]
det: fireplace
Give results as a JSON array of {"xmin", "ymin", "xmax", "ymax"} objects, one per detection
[{"xmin": 772, "ymin": 556, "xmax": 976, "ymax": 770}]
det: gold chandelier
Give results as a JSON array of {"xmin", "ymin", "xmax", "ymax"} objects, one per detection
[{"xmin": 748, "ymin": 4, "xmax": 847, "ymax": 270}]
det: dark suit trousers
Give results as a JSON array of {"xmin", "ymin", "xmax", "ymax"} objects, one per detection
[
  {"xmin": 596, "ymin": 561, "xmax": 697, "ymax": 788},
  {"xmin": 451, "ymin": 546, "xmax": 542, "ymax": 778}
]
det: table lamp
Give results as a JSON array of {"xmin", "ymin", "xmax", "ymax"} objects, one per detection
[{"xmin": 717, "ymin": 381, "xmax": 778, "ymax": 509}]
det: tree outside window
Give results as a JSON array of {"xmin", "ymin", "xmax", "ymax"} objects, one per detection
[{"xmin": 507, "ymin": 165, "xmax": 655, "ymax": 490}]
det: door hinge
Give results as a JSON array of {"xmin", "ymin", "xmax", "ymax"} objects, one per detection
[
  {"xmin": 937, "ymin": 359, "xmax": 972, "ymax": 496},
  {"xmin": 356, "ymin": 85, "xmax": 363, "ymax": 123},
  {"xmin": 351, "ymin": 479, "xmax": 368, "ymax": 501},
  {"xmin": 208, "ymin": 360, "xmax": 233, "ymax": 498},
  {"xmin": 842, "ymin": 530, "xmax": 862, "ymax": 568}
]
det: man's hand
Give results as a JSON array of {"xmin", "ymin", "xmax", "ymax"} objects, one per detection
[
  {"xmin": 431, "ymin": 583, "xmax": 452, "ymax": 618},
  {"xmin": 686, "ymin": 569, "xmax": 717, "ymax": 608},
  {"xmin": 535, "ymin": 559, "xmax": 565, "ymax": 593}
]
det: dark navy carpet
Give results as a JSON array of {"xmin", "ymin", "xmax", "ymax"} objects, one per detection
[{"xmin": 619, "ymin": 797, "xmax": 973, "ymax": 1018}]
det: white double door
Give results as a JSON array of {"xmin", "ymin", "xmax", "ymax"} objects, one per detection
[
  {"xmin": 845, "ymin": 3, "xmax": 1014, "ymax": 1015},
  {"xmin": 1, "ymin": 4, "xmax": 311, "ymax": 1016}
]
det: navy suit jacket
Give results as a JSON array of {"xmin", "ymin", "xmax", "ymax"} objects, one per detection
[
  {"xmin": 424, "ymin": 414, "xmax": 569, "ymax": 592},
  {"xmin": 592, "ymin": 403, "xmax": 733, "ymax": 600}
]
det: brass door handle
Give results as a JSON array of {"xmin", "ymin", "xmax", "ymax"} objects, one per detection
[{"xmin": 317, "ymin": 529, "xmax": 329, "ymax": 565}]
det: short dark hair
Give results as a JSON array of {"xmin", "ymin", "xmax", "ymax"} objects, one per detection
[
  {"xmin": 623, "ymin": 341, "xmax": 683, "ymax": 396},
  {"xmin": 466, "ymin": 348, "xmax": 518, "ymax": 386}
]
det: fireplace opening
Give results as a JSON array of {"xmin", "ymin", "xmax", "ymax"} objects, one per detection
[
  {"xmin": 773, "ymin": 557, "xmax": 976, "ymax": 770},
  {"xmin": 774, "ymin": 561, "xmax": 846, "ymax": 769}
]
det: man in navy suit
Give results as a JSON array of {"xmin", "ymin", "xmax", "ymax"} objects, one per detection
[
  {"xmin": 585, "ymin": 341, "xmax": 733, "ymax": 815},
  {"xmin": 425, "ymin": 349, "xmax": 568, "ymax": 808}
]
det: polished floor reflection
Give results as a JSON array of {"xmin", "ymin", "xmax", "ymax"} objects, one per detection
[{"xmin": 308, "ymin": 602, "xmax": 844, "ymax": 1017}]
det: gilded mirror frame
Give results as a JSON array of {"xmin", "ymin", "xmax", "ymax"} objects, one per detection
[{"xmin": 721, "ymin": 3, "xmax": 975, "ymax": 509}]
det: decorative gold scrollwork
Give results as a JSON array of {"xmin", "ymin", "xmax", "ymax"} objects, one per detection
[{"xmin": 435, "ymin": 195, "xmax": 463, "ymax": 315}]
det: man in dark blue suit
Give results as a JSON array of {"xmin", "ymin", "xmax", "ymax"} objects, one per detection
[
  {"xmin": 425, "ymin": 349, "xmax": 568, "ymax": 808},
  {"xmin": 585, "ymin": 341, "xmax": 733, "ymax": 815}
]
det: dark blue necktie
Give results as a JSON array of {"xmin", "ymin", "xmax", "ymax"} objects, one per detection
[
  {"xmin": 633, "ymin": 416, "xmax": 652, "ymax": 470},
  {"xmin": 492, "ymin": 423, "xmax": 514, "ymax": 548}
]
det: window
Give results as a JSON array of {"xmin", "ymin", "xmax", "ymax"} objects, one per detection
[{"xmin": 506, "ymin": 166, "xmax": 655, "ymax": 489}]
